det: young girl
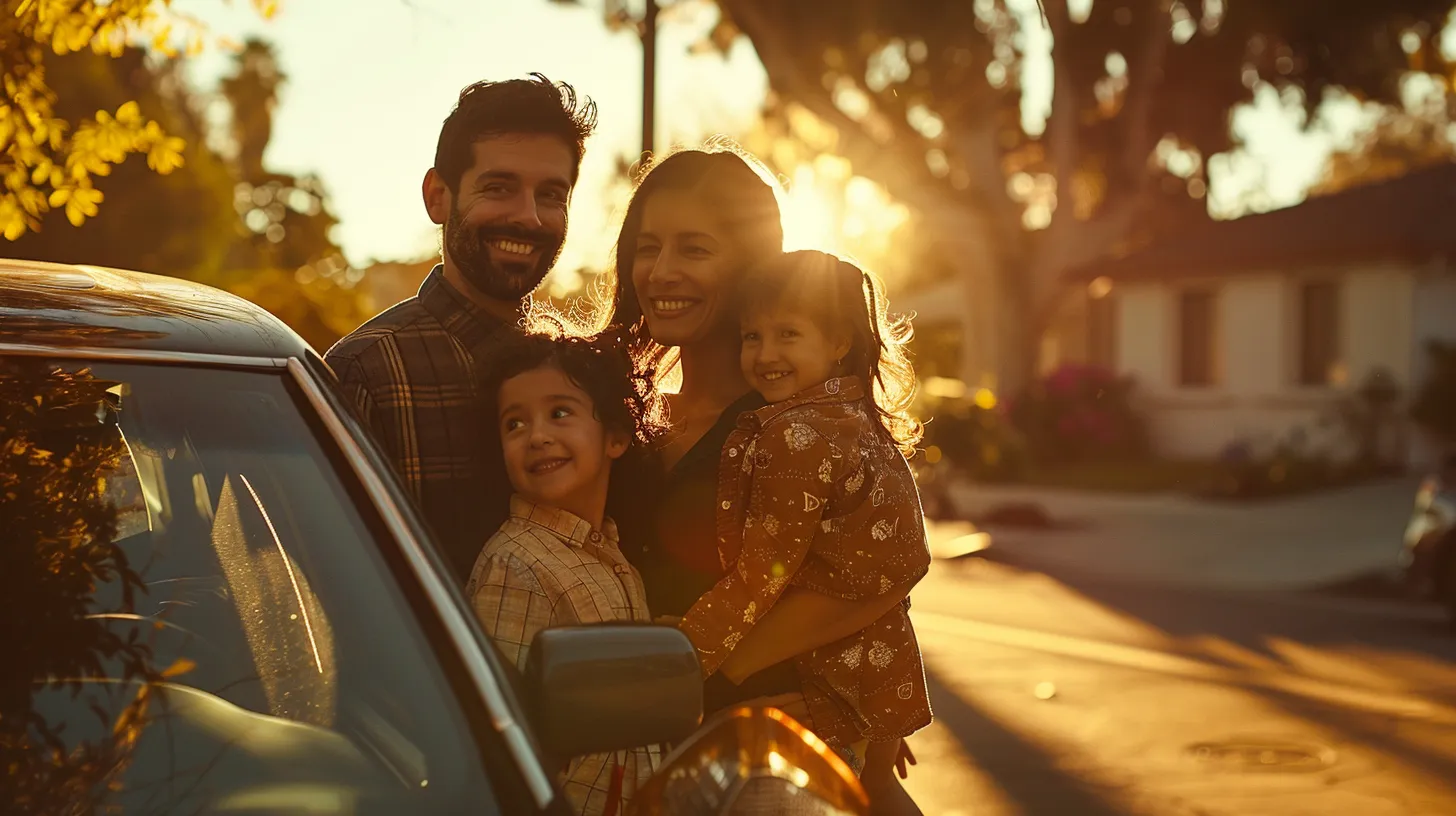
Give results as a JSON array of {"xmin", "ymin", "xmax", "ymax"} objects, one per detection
[{"xmin": 678, "ymin": 249, "xmax": 931, "ymax": 812}]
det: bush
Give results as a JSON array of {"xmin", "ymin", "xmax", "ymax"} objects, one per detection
[
  {"xmin": 917, "ymin": 393, "xmax": 1029, "ymax": 483},
  {"xmin": 1201, "ymin": 429, "xmax": 1381, "ymax": 500},
  {"xmin": 1006, "ymin": 364, "xmax": 1149, "ymax": 464},
  {"xmin": 1412, "ymin": 340, "xmax": 1456, "ymax": 447}
]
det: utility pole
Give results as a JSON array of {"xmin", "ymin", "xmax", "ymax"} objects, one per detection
[{"xmin": 641, "ymin": 0, "xmax": 658, "ymax": 159}]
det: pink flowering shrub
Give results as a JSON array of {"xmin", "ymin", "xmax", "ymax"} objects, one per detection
[{"xmin": 1007, "ymin": 364, "xmax": 1149, "ymax": 462}]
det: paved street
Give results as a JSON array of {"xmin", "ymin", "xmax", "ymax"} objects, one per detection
[
  {"xmin": 898, "ymin": 486, "xmax": 1456, "ymax": 815},
  {"xmin": 942, "ymin": 477, "xmax": 1423, "ymax": 590}
]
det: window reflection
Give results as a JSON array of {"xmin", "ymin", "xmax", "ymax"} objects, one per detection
[
  {"xmin": 4, "ymin": 359, "xmax": 497, "ymax": 814},
  {"xmin": 210, "ymin": 473, "xmax": 337, "ymax": 727}
]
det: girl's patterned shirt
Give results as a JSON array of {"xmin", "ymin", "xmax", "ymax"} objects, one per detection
[{"xmin": 679, "ymin": 377, "xmax": 933, "ymax": 746}]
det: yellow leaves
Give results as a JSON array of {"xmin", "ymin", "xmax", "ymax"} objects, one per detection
[
  {"xmin": 161, "ymin": 657, "xmax": 196, "ymax": 679},
  {"xmin": 0, "ymin": 199, "xmax": 28, "ymax": 241},
  {"xmin": 28, "ymin": 157, "xmax": 55, "ymax": 185},
  {"xmin": 115, "ymin": 101, "xmax": 142, "ymax": 126},
  {"xmin": 50, "ymin": 15, "xmax": 96, "ymax": 55},
  {"xmin": 2, "ymin": 0, "xmax": 278, "ymax": 240},
  {"xmin": 147, "ymin": 136, "xmax": 186, "ymax": 174},
  {"xmin": 51, "ymin": 182, "xmax": 103, "ymax": 226},
  {"xmin": 4, "ymin": 96, "xmax": 187, "ymax": 235}
]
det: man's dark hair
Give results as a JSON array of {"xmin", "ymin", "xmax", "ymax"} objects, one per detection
[
  {"xmin": 480, "ymin": 331, "xmax": 667, "ymax": 448},
  {"xmin": 434, "ymin": 73, "xmax": 598, "ymax": 192}
]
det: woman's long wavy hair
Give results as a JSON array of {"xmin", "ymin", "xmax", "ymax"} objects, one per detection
[
  {"xmin": 530, "ymin": 138, "xmax": 785, "ymax": 395},
  {"xmin": 739, "ymin": 250, "xmax": 923, "ymax": 456}
]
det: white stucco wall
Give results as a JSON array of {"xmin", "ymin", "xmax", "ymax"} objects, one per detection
[
  {"xmin": 1409, "ymin": 270, "xmax": 1456, "ymax": 467},
  {"xmin": 1117, "ymin": 266, "xmax": 1419, "ymax": 462}
]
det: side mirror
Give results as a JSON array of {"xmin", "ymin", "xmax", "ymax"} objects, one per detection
[
  {"xmin": 525, "ymin": 624, "xmax": 702, "ymax": 760},
  {"xmin": 630, "ymin": 706, "xmax": 870, "ymax": 815}
]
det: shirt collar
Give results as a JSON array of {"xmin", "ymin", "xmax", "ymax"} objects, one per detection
[
  {"xmin": 508, "ymin": 494, "xmax": 619, "ymax": 549},
  {"xmin": 740, "ymin": 376, "xmax": 865, "ymax": 430},
  {"xmin": 669, "ymin": 389, "xmax": 767, "ymax": 477},
  {"xmin": 418, "ymin": 265, "xmax": 511, "ymax": 345}
]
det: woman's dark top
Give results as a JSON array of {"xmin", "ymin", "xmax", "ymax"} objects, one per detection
[{"xmin": 614, "ymin": 391, "xmax": 800, "ymax": 712}]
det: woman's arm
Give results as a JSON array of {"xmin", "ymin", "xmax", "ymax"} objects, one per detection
[
  {"xmin": 717, "ymin": 580, "xmax": 915, "ymax": 684},
  {"xmin": 679, "ymin": 493, "xmax": 823, "ymax": 677}
]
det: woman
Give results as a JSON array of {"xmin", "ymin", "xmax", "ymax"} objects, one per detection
[{"xmin": 602, "ymin": 143, "xmax": 921, "ymax": 766}]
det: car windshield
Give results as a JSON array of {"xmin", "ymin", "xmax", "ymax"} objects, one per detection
[{"xmin": 2, "ymin": 357, "xmax": 515, "ymax": 814}]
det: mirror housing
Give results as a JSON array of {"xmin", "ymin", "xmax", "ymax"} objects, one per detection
[
  {"xmin": 630, "ymin": 706, "xmax": 870, "ymax": 815},
  {"xmin": 525, "ymin": 624, "xmax": 702, "ymax": 760}
]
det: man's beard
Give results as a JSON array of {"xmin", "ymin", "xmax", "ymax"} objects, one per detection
[{"xmin": 445, "ymin": 206, "xmax": 564, "ymax": 302}]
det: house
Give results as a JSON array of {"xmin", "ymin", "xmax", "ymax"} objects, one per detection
[{"xmin": 1062, "ymin": 164, "xmax": 1456, "ymax": 470}]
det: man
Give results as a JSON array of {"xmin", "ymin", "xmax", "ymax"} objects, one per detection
[{"xmin": 327, "ymin": 74, "xmax": 597, "ymax": 580}]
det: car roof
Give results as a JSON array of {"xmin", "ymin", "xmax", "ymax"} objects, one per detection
[{"xmin": 0, "ymin": 258, "xmax": 312, "ymax": 361}]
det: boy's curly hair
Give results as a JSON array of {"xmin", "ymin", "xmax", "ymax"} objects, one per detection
[{"xmin": 479, "ymin": 327, "xmax": 669, "ymax": 449}]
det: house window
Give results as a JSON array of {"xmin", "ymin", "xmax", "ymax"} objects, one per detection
[
  {"xmin": 1178, "ymin": 289, "xmax": 1217, "ymax": 387},
  {"xmin": 1087, "ymin": 290, "xmax": 1117, "ymax": 369},
  {"xmin": 1298, "ymin": 280, "xmax": 1339, "ymax": 386}
]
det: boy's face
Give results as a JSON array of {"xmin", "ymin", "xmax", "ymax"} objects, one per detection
[
  {"xmin": 497, "ymin": 364, "xmax": 629, "ymax": 525},
  {"xmin": 740, "ymin": 307, "xmax": 851, "ymax": 404}
]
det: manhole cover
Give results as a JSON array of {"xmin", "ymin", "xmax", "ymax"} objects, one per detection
[{"xmin": 1186, "ymin": 739, "xmax": 1337, "ymax": 773}]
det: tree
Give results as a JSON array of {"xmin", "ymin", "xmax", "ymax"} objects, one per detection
[
  {"xmin": 6, "ymin": 46, "xmax": 241, "ymax": 276},
  {"xmin": 1313, "ymin": 82, "xmax": 1456, "ymax": 195},
  {"xmin": 578, "ymin": 0, "xmax": 1456, "ymax": 390},
  {"xmin": 6, "ymin": 33, "xmax": 368, "ymax": 351},
  {"xmin": 1, "ymin": 0, "xmax": 275, "ymax": 240},
  {"xmin": 212, "ymin": 38, "xmax": 367, "ymax": 349}
]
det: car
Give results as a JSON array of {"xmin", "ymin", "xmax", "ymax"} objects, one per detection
[
  {"xmin": 0, "ymin": 259, "xmax": 868, "ymax": 815},
  {"xmin": 1400, "ymin": 454, "xmax": 1456, "ymax": 624}
]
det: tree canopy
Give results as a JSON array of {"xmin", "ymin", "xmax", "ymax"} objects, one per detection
[
  {"xmin": 580, "ymin": 0, "xmax": 1456, "ymax": 387},
  {"xmin": 5, "ymin": 26, "xmax": 368, "ymax": 351},
  {"xmin": 1314, "ymin": 78, "xmax": 1456, "ymax": 195},
  {"xmin": 1, "ymin": 0, "xmax": 277, "ymax": 240}
]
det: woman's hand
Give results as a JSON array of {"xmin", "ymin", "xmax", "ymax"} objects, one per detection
[
  {"xmin": 895, "ymin": 740, "xmax": 917, "ymax": 779},
  {"xmin": 718, "ymin": 583, "xmax": 916, "ymax": 683}
]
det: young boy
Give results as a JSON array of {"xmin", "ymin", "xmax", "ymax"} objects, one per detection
[{"xmin": 467, "ymin": 332, "xmax": 663, "ymax": 816}]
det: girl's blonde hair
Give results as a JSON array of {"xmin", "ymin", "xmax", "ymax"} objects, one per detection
[{"xmin": 739, "ymin": 250, "xmax": 922, "ymax": 455}]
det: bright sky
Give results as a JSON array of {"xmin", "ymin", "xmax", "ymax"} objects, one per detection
[
  {"xmin": 184, "ymin": 0, "xmax": 768, "ymax": 291},
  {"xmin": 182, "ymin": 0, "xmax": 1370, "ymax": 285}
]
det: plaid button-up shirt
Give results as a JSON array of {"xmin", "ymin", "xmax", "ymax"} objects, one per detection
[
  {"xmin": 680, "ymin": 377, "xmax": 933, "ymax": 748},
  {"xmin": 325, "ymin": 266, "xmax": 516, "ymax": 580},
  {"xmin": 466, "ymin": 496, "xmax": 658, "ymax": 816}
]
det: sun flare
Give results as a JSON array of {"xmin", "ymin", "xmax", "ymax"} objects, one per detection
[{"xmin": 780, "ymin": 166, "xmax": 843, "ymax": 253}]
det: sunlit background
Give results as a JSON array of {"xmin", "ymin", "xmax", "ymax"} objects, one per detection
[
  {"xmin": 171, "ymin": 0, "xmax": 1435, "ymax": 295},
  {"xmin": 11, "ymin": 4, "xmax": 1456, "ymax": 813}
]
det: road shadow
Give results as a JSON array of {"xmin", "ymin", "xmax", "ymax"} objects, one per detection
[
  {"xmin": 924, "ymin": 668, "xmax": 1134, "ymax": 816},
  {"xmin": 992, "ymin": 560, "xmax": 1456, "ymax": 693},
  {"xmin": 958, "ymin": 560, "xmax": 1456, "ymax": 798},
  {"xmin": 1271, "ymin": 691, "xmax": 1456, "ymax": 792}
]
